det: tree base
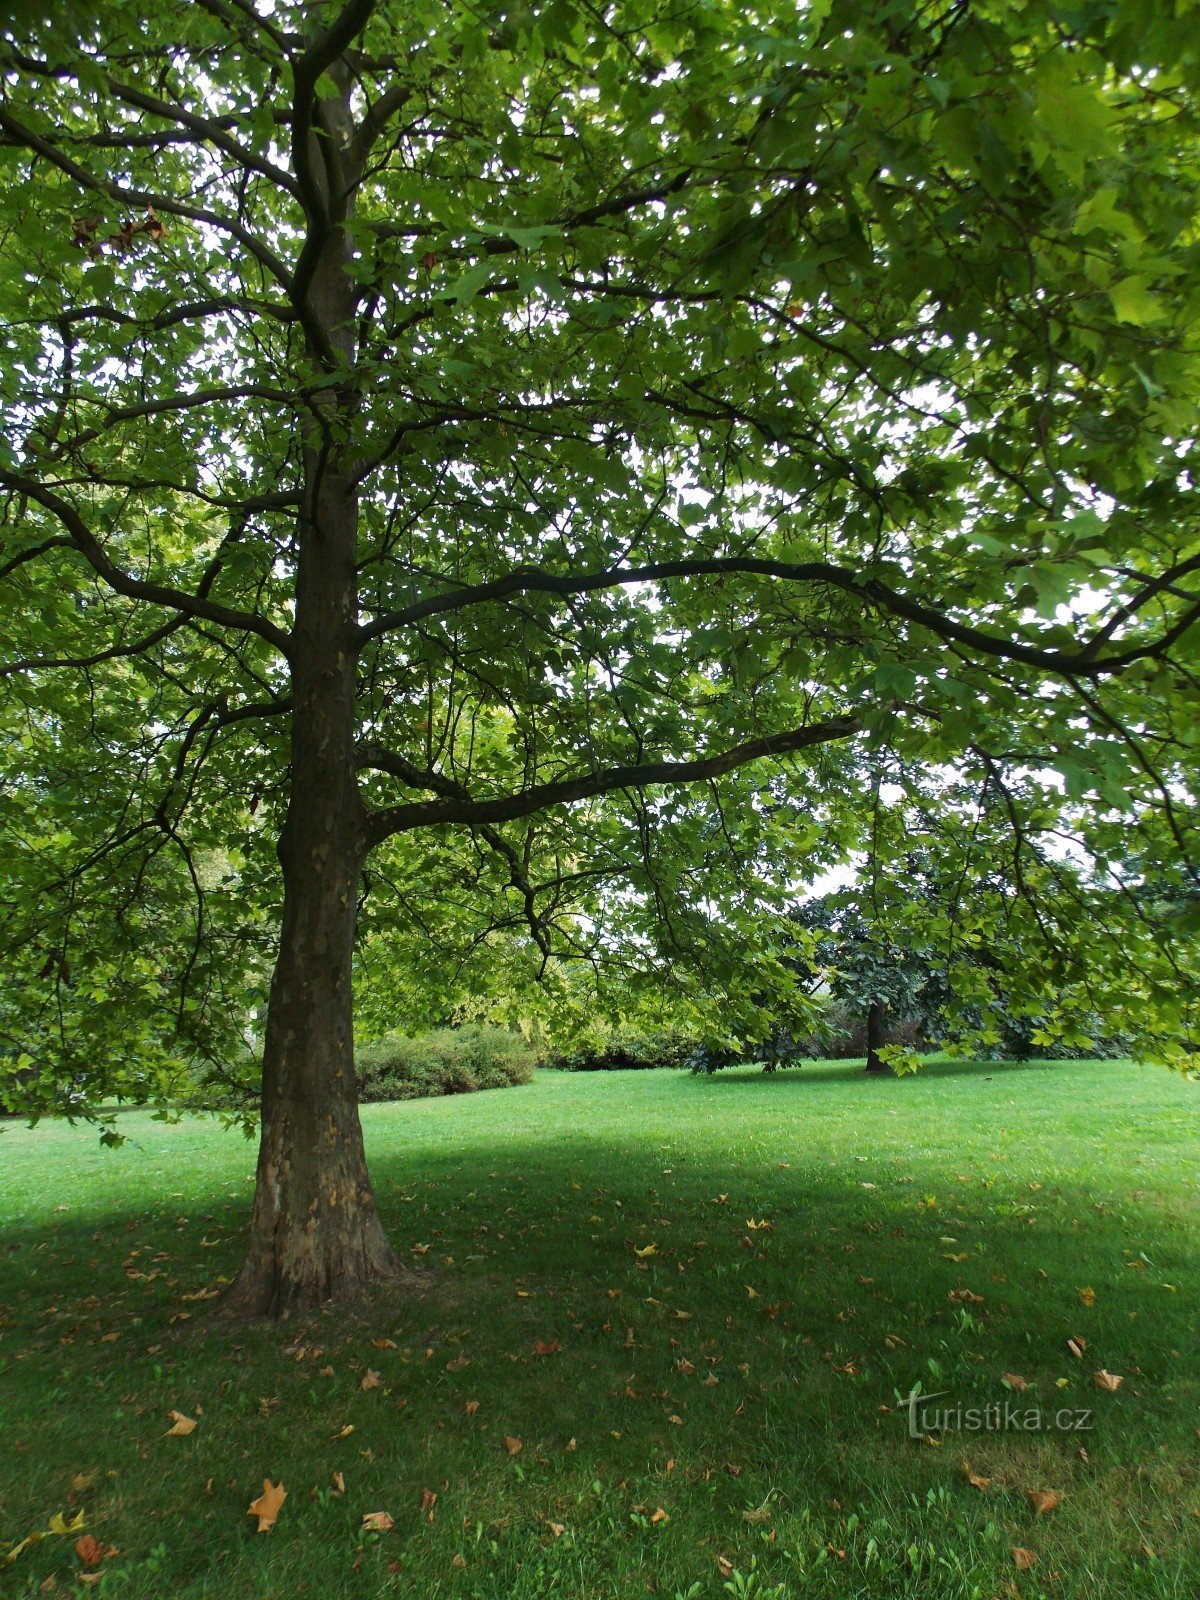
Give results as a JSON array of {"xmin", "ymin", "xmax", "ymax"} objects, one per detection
[{"xmin": 220, "ymin": 1212, "xmax": 402, "ymax": 1319}]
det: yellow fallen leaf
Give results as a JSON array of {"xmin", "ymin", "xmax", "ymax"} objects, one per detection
[
  {"xmin": 165, "ymin": 1410, "xmax": 197, "ymax": 1437},
  {"xmin": 1027, "ymin": 1489, "xmax": 1061, "ymax": 1516},
  {"xmin": 1078, "ymin": 1287, "xmax": 1096, "ymax": 1307},
  {"xmin": 634, "ymin": 1244, "xmax": 657, "ymax": 1259},
  {"xmin": 333, "ymin": 1424, "xmax": 355, "ymax": 1440},
  {"xmin": 650, "ymin": 1507, "xmax": 669, "ymax": 1524},
  {"xmin": 247, "ymin": 1480, "xmax": 286, "ymax": 1533},
  {"xmin": 47, "ymin": 1513, "xmax": 85, "ymax": 1537}
]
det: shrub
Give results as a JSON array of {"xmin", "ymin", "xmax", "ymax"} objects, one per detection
[
  {"xmin": 355, "ymin": 1024, "xmax": 536, "ymax": 1102},
  {"xmin": 545, "ymin": 1023, "xmax": 696, "ymax": 1071}
]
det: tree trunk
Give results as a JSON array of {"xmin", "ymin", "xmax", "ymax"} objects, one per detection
[
  {"xmin": 223, "ymin": 559, "xmax": 398, "ymax": 1316},
  {"xmin": 864, "ymin": 998, "xmax": 888, "ymax": 1075},
  {"xmin": 224, "ymin": 118, "xmax": 398, "ymax": 1313}
]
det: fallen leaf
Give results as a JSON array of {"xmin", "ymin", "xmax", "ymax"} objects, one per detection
[
  {"xmin": 318, "ymin": 1365, "xmax": 335, "ymax": 1377},
  {"xmin": 533, "ymin": 1339, "xmax": 561, "ymax": 1356},
  {"xmin": 445, "ymin": 1353, "xmax": 470, "ymax": 1371},
  {"xmin": 74, "ymin": 1536, "xmax": 105, "ymax": 1567},
  {"xmin": 947, "ymin": 1288, "xmax": 984, "ymax": 1305},
  {"xmin": 546, "ymin": 1520, "xmax": 565, "ymax": 1537},
  {"xmin": 164, "ymin": 1410, "xmax": 197, "ymax": 1437},
  {"xmin": 504, "ymin": 1435, "xmax": 522, "ymax": 1455},
  {"xmin": 70, "ymin": 1473, "xmax": 95, "ymax": 1493},
  {"xmin": 464, "ymin": 1400, "xmax": 480, "ymax": 1415},
  {"xmin": 360, "ymin": 1369, "xmax": 382, "ymax": 1391},
  {"xmin": 361, "ymin": 1511, "xmax": 394, "ymax": 1532},
  {"xmin": 717, "ymin": 1555, "xmax": 734, "ymax": 1578},
  {"xmin": 677, "ymin": 1358, "xmax": 696, "ymax": 1376},
  {"xmin": 634, "ymin": 1244, "xmax": 657, "ymax": 1259},
  {"xmin": 420, "ymin": 1488, "xmax": 437, "ymax": 1523},
  {"xmin": 1067, "ymin": 1338, "xmax": 1087, "ymax": 1359},
  {"xmin": 1003, "ymin": 1373, "xmax": 1030, "ymax": 1392},
  {"xmin": 1012, "ymin": 1547, "xmax": 1037, "ymax": 1570},
  {"xmin": 247, "ymin": 1480, "xmax": 286, "ymax": 1533},
  {"xmin": 1094, "ymin": 1369, "xmax": 1124, "ymax": 1392},
  {"xmin": 961, "ymin": 1460, "xmax": 991, "ymax": 1491},
  {"xmin": 651, "ymin": 1507, "xmax": 669, "ymax": 1524},
  {"xmin": 1027, "ymin": 1489, "xmax": 1061, "ymax": 1516},
  {"xmin": 1078, "ymin": 1287, "xmax": 1096, "ymax": 1307},
  {"xmin": 48, "ymin": 1512, "xmax": 86, "ymax": 1536},
  {"xmin": 333, "ymin": 1424, "xmax": 355, "ymax": 1440}
]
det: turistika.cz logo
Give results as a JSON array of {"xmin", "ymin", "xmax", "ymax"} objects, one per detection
[{"xmin": 905, "ymin": 1387, "xmax": 1093, "ymax": 1439}]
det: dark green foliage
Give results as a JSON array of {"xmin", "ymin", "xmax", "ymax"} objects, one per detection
[
  {"xmin": 355, "ymin": 1024, "xmax": 535, "ymax": 1102},
  {"xmin": 544, "ymin": 1023, "xmax": 696, "ymax": 1071}
]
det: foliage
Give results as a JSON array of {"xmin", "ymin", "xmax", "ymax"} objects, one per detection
[
  {"xmin": 355, "ymin": 1024, "xmax": 535, "ymax": 1102},
  {"xmin": 1, "ymin": 1063, "xmax": 1198, "ymax": 1596},
  {"xmin": 544, "ymin": 1022, "xmax": 697, "ymax": 1072}
]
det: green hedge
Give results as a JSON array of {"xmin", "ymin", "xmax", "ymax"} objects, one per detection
[
  {"xmin": 545, "ymin": 1023, "xmax": 696, "ymax": 1072},
  {"xmin": 355, "ymin": 1024, "xmax": 536, "ymax": 1102}
]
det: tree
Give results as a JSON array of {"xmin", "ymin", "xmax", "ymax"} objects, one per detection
[{"xmin": 1, "ymin": 0, "xmax": 1198, "ymax": 1314}]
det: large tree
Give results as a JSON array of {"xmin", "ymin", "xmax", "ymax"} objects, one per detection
[{"xmin": 1, "ymin": 0, "xmax": 1198, "ymax": 1313}]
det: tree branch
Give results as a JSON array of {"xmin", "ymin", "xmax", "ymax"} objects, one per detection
[
  {"xmin": 0, "ymin": 474, "xmax": 292, "ymax": 655},
  {"xmin": 361, "ymin": 714, "xmax": 860, "ymax": 841}
]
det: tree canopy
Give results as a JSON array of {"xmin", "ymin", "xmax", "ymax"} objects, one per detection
[{"xmin": 1, "ymin": 0, "xmax": 1198, "ymax": 1308}]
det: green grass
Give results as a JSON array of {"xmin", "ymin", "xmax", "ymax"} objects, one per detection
[{"xmin": 1, "ymin": 1059, "xmax": 1197, "ymax": 1599}]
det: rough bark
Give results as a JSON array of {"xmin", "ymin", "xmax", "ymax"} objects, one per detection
[
  {"xmin": 864, "ymin": 998, "xmax": 888, "ymax": 1075},
  {"xmin": 222, "ymin": 479, "xmax": 397, "ymax": 1315},
  {"xmin": 224, "ymin": 65, "xmax": 397, "ymax": 1314}
]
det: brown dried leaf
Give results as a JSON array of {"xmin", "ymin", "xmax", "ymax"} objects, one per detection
[
  {"xmin": 464, "ymin": 1400, "xmax": 480, "ymax": 1415},
  {"xmin": 1027, "ymin": 1489, "xmax": 1061, "ymax": 1516},
  {"xmin": 360, "ymin": 1369, "xmax": 382, "ymax": 1391},
  {"xmin": 361, "ymin": 1511, "xmax": 394, "ymax": 1533},
  {"xmin": 74, "ymin": 1536, "xmax": 105, "ymax": 1568},
  {"xmin": 961, "ymin": 1460, "xmax": 991, "ymax": 1492},
  {"xmin": 164, "ymin": 1410, "xmax": 197, "ymax": 1437},
  {"xmin": 533, "ymin": 1339, "xmax": 561, "ymax": 1356},
  {"xmin": 1012, "ymin": 1547, "xmax": 1037, "ymax": 1570},
  {"xmin": 1094, "ymin": 1369, "xmax": 1124, "ymax": 1392},
  {"xmin": 503, "ymin": 1435, "xmax": 523, "ymax": 1456},
  {"xmin": 247, "ymin": 1480, "xmax": 286, "ymax": 1533}
]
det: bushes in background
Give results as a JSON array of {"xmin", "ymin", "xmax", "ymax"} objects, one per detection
[
  {"xmin": 356, "ymin": 1023, "xmax": 536, "ymax": 1102},
  {"xmin": 545, "ymin": 1023, "xmax": 696, "ymax": 1072}
]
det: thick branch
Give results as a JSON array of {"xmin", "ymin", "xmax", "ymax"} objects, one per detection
[
  {"xmin": 0, "ymin": 474, "xmax": 292, "ymax": 656},
  {"xmin": 362, "ymin": 714, "xmax": 860, "ymax": 841},
  {"xmin": 357, "ymin": 557, "xmax": 1200, "ymax": 679}
]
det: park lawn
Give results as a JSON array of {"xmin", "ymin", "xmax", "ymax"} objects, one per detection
[{"xmin": 0, "ymin": 1060, "xmax": 1197, "ymax": 1600}]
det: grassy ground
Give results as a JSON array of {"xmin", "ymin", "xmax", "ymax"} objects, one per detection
[{"xmin": 0, "ymin": 1059, "xmax": 1197, "ymax": 1599}]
